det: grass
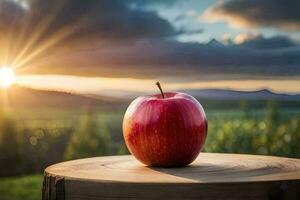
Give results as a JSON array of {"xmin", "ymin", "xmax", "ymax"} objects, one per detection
[{"xmin": 0, "ymin": 174, "xmax": 42, "ymax": 200}]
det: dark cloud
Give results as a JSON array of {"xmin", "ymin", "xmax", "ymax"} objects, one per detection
[
  {"xmin": 0, "ymin": 0, "xmax": 27, "ymax": 30},
  {"xmin": 238, "ymin": 35, "xmax": 298, "ymax": 49},
  {"xmin": 23, "ymin": 37, "xmax": 300, "ymax": 79},
  {"xmin": 28, "ymin": 0, "xmax": 180, "ymax": 41},
  {"xmin": 203, "ymin": 0, "xmax": 300, "ymax": 31},
  {"xmin": 0, "ymin": 0, "xmax": 188, "ymax": 59},
  {"xmin": 0, "ymin": 0, "xmax": 188, "ymax": 43},
  {"xmin": 0, "ymin": 0, "xmax": 195, "ymax": 68}
]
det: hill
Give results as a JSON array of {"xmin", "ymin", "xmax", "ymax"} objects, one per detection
[{"xmin": 0, "ymin": 85, "xmax": 124, "ymax": 110}]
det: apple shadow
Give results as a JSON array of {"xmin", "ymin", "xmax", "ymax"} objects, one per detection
[{"xmin": 147, "ymin": 162, "xmax": 278, "ymax": 182}]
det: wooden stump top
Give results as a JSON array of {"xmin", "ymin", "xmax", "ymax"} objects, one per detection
[
  {"xmin": 46, "ymin": 153, "xmax": 300, "ymax": 183},
  {"xmin": 43, "ymin": 153, "xmax": 300, "ymax": 200}
]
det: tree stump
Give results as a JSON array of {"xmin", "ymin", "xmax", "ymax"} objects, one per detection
[{"xmin": 43, "ymin": 153, "xmax": 300, "ymax": 200}]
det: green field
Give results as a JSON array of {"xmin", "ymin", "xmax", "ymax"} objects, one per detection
[{"xmin": 0, "ymin": 175, "xmax": 42, "ymax": 200}]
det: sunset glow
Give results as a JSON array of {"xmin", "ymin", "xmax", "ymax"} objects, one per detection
[
  {"xmin": 0, "ymin": 67, "xmax": 16, "ymax": 88},
  {"xmin": 16, "ymin": 75, "xmax": 300, "ymax": 97}
]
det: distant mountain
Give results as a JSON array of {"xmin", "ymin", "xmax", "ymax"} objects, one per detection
[
  {"xmin": 0, "ymin": 85, "xmax": 123, "ymax": 109},
  {"xmin": 98, "ymin": 88, "xmax": 300, "ymax": 101},
  {"xmin": 181, "ymin": 89, "xmax": 300, "ymax": 101},
  {"xmin": 206, "ymin": 38, "xmax": 225, "ymax": 48}
]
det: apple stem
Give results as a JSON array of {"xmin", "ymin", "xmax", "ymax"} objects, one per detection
[{"xmin": 156, "ymin": 81, "xmax": 165, "ymax": 99}]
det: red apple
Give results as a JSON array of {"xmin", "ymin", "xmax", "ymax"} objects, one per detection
[{"xmin": 123, "ymin": 82, "xmax": 207, "ymax": 167}]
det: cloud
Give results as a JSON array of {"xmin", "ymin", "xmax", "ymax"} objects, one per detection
[
  {"xmin": 202, "ymin": 0, "xmax": 300, "ymax": 31},
  {"xmin": 234, "ymin": 32, "xmax": 260, "ymax": 44},
  {"xmin": 0, "ymin": 0, "xmax": 190, "ymax": 47},
  {"xmin": 28, "ymin": 0, "xmax": 182, "ymax": 42},
  {"xmin": 238, "ymin": 35, "xmax": 298, "ymax": 49},
  {"xmin": 23, "ymin": 37, "xmax": 300, "ymax": 80},
  {"xmin": 0, "ymin": 0, "xmax": 27, "ymax": 30},
  {"xmin": 0, "ymin": 0, "xmax": 201, "ymax": 69}
]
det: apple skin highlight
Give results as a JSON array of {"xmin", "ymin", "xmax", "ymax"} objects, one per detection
[{"xmin": 123, "ymin": 92, "xmax": 208, "ymax": 167}]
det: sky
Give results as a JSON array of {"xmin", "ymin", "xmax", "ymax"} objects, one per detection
[{"xmin": 0, "ymin": 0, "xmax": 300, "ymax": 95}]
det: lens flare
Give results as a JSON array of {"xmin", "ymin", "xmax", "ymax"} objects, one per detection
[{"xmin": 0, "ymin": 67, "xmax": 16, "ymax": 87}]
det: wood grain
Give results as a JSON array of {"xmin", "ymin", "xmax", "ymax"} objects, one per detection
[{"xmin": 43, "ymin": 153, "xmax": 300, "ymax": 200}]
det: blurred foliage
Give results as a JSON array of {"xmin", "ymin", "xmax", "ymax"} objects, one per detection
[
  {"xmin": 205, "ymin": 101, "xmax": 300, "ymax": 158},
  {"xmin": 117, "ymin": 143, "xmax": 130, "ymax": 155},
  {"xmin": 64, "ymin": 111, "xmax": 111, "ymax": 160},
  {"xmin": 0, "ymin": 174, "xmax": 42, "ymax": 200},
  {"xmin": 0, "ymin": 111, "xmax": 74, "ymax": 176},
  {"xmin": 0, "ymin": 100, "xmax": 299, "ymax": 178},
  {"xmin": 0, "ymin": 100, "xmax": 299, "ymax": 200},
  {"xmin": 0, "ymin": 112, "xmax": 22, "ymax": 176}
]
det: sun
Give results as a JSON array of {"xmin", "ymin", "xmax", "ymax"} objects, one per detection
[{"xmin": 0, "ymin": 67, "xmax": 16, "ymax": 88}]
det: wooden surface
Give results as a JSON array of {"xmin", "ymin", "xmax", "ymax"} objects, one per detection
[{"xmin": 43, "ymin": 153, "xmax": 300, "ymax": 200}]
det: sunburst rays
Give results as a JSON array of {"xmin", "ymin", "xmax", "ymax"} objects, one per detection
[{"xmin": 0, "ymin": 0, "xmax": 84, "ymax": 73}]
